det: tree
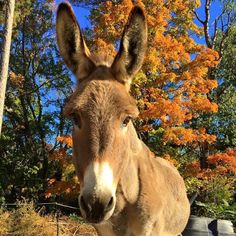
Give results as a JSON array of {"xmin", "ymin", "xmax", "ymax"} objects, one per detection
[
  {"xmin": 0, "ymin": 0, "xmax": 32, "ymax": 26},
  {"xmin": 209, "ymin": 24, "xmax": 236, "ymax": 149},
  {"xmin": 0, "ymin": 0, "xmax": 15, "ymax": 135},
  {"xmin": 192, "ymin": 0, "xmax": 236, "ymax": 167},
  {"xmin": 0, "ymin": 0, "xmax": 73, "ymax": 203},
  {"xmin": 194, "ymin": 0, "xmax": 236, "ymax": 59},
  {"xmin": 78, "ymin": 0, "xmax": 219, "ymax": 157},
  {"xmin": 45, "ymin": 136, "xmax": 79, "ymax": 204}
]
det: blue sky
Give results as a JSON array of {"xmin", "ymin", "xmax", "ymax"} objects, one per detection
[{"xmin": 55, "ymin": 0, "xmax": 90, "ymax": 27}]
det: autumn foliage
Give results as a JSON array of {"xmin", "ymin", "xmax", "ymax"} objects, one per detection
[
  {"xmin": 185, "ymin": 148, "xmax": 236, "ymax": 179},
  {"xmin": 45, "ymin": 136, "xmax": 79, "ymax": 199},
  {"xmin": 86, "ymin": 0, "xmax": 220, "ymax": 146},
  {"xmin": 56, "ymin": 136, "xmax": 73, "ymax": 148}
]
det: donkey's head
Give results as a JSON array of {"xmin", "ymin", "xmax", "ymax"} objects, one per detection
[{"xmin": 56, "ymin": 3, "xmax": 147, "ymax": 223}]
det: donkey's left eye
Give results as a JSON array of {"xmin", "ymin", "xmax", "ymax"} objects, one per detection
[
  {"xmin": 121, "ymin": 116, "xmax": 131, "ymax": 128},
  {"xmin": 72, "ymin": 113, "xmax": 82, "ymax": 128}
]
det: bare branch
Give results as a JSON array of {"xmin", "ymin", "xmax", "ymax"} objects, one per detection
[
  {"xmin": 212, "ymin": 19, "xmax": 218, "ymax": 49},
  {"xmin": 193, "ymin": 10, "xmax": 204, "ymax": 24},
  {"xmin": 203, "ymin": 0, "xmax": 212, "ymax": 48}
]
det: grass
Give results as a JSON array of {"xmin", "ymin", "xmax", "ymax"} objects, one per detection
[{"xmin": 0, "ymin": 202, "xmax": 97, "ymax": 236}]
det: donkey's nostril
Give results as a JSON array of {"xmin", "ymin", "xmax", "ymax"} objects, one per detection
[
  {"xmin": 108, "ymin": 197, "xmax": 113, "ymax": 207},
  {"xmin": 106, "ymin": 196, "xmax": 114, "ymax": 211},
  {"xmin": 80, "ymin": 196, "xmax": 91, "ymax": 213}
]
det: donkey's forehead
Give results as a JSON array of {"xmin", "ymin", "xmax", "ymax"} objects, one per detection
[{"xmin": 65, "ymin": 78, "xmax": 139, "ymax": 117}]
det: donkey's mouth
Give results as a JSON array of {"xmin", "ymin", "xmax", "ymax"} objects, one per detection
[
  {"xmin": 86, "ymin": 216, "xmax": 104, "ymax": 224},
  {"xmin": 80, "ymin": 199, "xmax": 115, "ymax": 224},
  {"xmin": 84, "ymin": 208, "xmax": 114, "ymax": 224}
]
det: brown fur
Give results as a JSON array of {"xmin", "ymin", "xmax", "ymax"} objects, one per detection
[{"xmin": 56, "ymin": 3, "xmax": 190, "ymax": 236}]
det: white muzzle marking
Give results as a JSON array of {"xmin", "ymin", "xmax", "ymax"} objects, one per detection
[
  {"xmin": 80, "ymin": 161, "xmax": 116, "ymax": 221},
  {"xmin": 82, "ymin": 162, "xmax": 115, "ymax": 194},
  {"xmin": 82, "ymin": 161, "xmax": 116, "ymax": 197}
]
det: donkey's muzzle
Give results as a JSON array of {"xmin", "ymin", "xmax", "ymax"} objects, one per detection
[{"xmin": 79, "ymin": 194, "xmax": 115, "ymax": 223}]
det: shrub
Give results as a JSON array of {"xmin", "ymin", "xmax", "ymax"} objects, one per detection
[{"xmin": 186, "ymin": 175, "xmax": 236, "ymax": 221}]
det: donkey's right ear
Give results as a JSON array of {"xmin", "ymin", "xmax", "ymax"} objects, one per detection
[
  {"xmin": 111, "ymin": 6, "xmax": 147, "ymax": 91},
  {"xmin": 56, "ymin": 3, "xmax": 95, "ymax": 79}
]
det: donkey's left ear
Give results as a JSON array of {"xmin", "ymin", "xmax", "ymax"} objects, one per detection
[
  {"xmin": 111, "ymin": 6, "xmax": 147, "ymax": 90},
  {"xmin": 56, "ymin": 3, "xmax": 95, "ymax": 80}
]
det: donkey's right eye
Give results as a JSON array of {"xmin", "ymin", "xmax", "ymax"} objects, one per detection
[{"xmin": 72, "ymin": 113, "xmax": 82, "ymax": 128}]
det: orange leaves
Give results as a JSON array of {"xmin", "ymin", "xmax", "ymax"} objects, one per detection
[
  {"xmin": 49, "ymin": 136, "xmax": 73, "ymax": 166},
  {"xmin": 154, "ymin": 34, "xmax": 190, "ymax": 66},
  {"xmin": 49, "ymin": 149, "xmax": 72, "ymax": 167},
  {"xmin": 9, "ymin": 71, "xmax": 24, "ymax": 88},
  {"xmin": 185, "ymin": 149, "xmax": 236, "ymax": 179},
  {"xmin": 164, "ymin": 127, "xmax": 216, "ymax": 145},
  {"xmin": 139, "ymin": 44, "xmax": 219, "ymax": 138},
  {"xmin": 91, "ymin": 0, "xmax": 133, "ymax": 39},
  {"xmin": 185, "ymin": 160, "xmax": 201, "ymax": 177},
  {"xmin": 144, "ymin": 47, "xmax": 162, "ymax": 73},
  {"xmin": 178, "ymin": 50, "xmax": 219, "ymax": 110},
  {"xmin": 208, "ymin": 149, "xmax": 236, "ymax": 175},
  {"xmin": 146, "ymin": 2, "xmax": 170, "ymax": 30},
  {"xmin": 193, "ymin": 48, "xmax": 219, "ymax": 68},
  {"xmin": 141, "ymin": 96, "xmax": 191, "ymax": 127},
  {"xmin": 184, "ymin": 79, "xmax": 218, "ymax": 94},
  {"xmin": 46, "ymin": 136, "xmax": 77, "ymax": 198},
  {"xmin": 186, "ymin": 96, "xmax": 218, "ymax": 113},
  {"xmin": 57, "ymin": 136, "xmax": 73, "ymax": 148},
  {"xmin": 93, "ymin": 38, "xmax": 116, "ymax": 57},
  {"xmin": 207, "ymin": 79, "xmax": 218, "ymax": 90},
  {"xmin": 45, "ymin": 179, "xmax": 79, "ymax": 198}
]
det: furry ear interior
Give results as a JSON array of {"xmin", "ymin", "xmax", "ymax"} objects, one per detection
[
  {"xmin": 56, "ymin": 3, "xmax": 95, "ymax": 79},
  {"xmin": 111, "ymin": 6, "xmax": 147, "ymax": 90}
]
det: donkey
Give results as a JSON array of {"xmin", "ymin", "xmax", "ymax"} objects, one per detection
[{"xmin": 56, "ymin": 3, "xmax": 190, "ymax": 236}]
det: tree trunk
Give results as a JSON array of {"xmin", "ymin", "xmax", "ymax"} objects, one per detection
[
  {"xmin": 0, "ymin": 0, "xmax": 15, "ymax": 135},
  {"xmin": 199, "ymin": 142, "xmax": 209, "ymax": 169}
]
